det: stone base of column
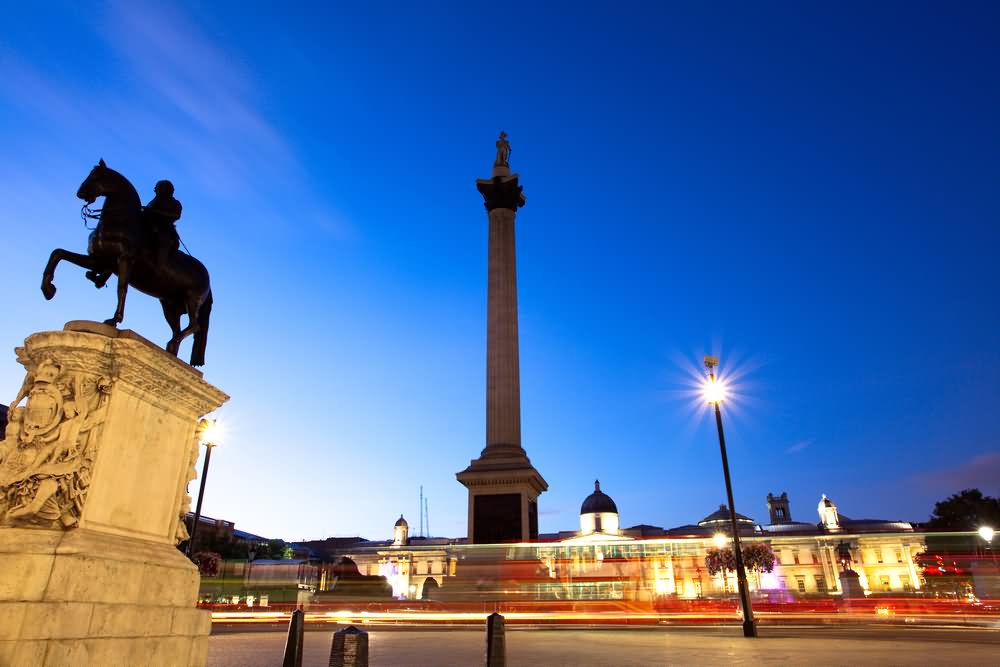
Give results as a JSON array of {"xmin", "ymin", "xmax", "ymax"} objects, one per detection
[
  {"xmin": 456, "ymin": 450, "xmax": 546, "ymax": 545},
  {"xmin": 0, "ymin": 322, "xmax": 228, "ymax": 666}
]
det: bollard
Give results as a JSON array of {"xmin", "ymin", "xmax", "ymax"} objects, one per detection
[
  {"xmin": 485, "ymin": 612, "xmax": 505, "ymax": 667},
  {"xmin": 282, "ymin": 609, "xmax": 305, "ymax": 667},
  {"xmin": 329, "ymin": 625, "xmax": 369, "ymax": 667}
]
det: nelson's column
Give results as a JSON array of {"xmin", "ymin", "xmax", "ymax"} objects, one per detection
[{"xmin": 457, "ymin": 132, "xmax": 548, "ymax": 544}]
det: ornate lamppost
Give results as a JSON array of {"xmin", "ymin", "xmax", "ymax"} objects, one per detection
[
  {"xmin": 186, "ymin": 419, "xmax": 221, "ymax": 558},
  {"xmin": 703, "ymin": 356, "xmax": 757, "ymax": 637}
]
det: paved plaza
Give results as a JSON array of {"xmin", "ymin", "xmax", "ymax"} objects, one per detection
[{"xmin": 207, "ymin": 626, "xmax": 1000, "ymax": 666}]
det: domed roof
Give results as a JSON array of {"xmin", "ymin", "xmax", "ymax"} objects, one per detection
[
  {"xmin": 395, "ymin": 514, "xmax": 408, "ymax": 527},
  {"xmin": 698, "ymin": 504, "xmax": 755, "ymax": 527},
  {"xmin": 580, "ymin": 480, "xmax": 618, "ymax": 515}
]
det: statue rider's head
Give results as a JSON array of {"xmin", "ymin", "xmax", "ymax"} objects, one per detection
[{"xmin": 154, "ymin": 180, "xmax": 175, "ymax": 198}]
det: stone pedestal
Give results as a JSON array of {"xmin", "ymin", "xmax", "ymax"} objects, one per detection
[
  {"xmin": 838, "ymin": 569, "xmax": 866, "ymax": 601},
  {"xmin": 0, "ymin": 322, "xmax": 228, "ymax": 666}
]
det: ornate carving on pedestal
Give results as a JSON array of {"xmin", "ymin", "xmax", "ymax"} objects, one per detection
[
  {"xmin": 0, "ymin": 348, "xmax": 112, "ymax": 528},
  {"xmin": 175, "ymin": 432, "xmax": 201, "ymax": 544}
]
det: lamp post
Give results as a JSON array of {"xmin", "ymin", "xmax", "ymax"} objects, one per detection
[
  {"xmin": 980, "ymin": 526, "xmax": 996, "ymax": 565},
  {"xmin": 186, "ymin": 419, "xmax": 220, "ymax": 558},
  {"xmin": 703, "ymin": 356, "xmax": 757, "ymax": 637}
]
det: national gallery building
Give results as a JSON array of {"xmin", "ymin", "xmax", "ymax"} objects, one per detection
[{"xmin": 309, "ymin": 485, "xmax": 925, "ymax": 604}]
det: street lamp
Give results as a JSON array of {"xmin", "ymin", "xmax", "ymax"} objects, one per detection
[
  {"xmin": 980, "ymin": 526, "xmax": 996, "ymax": 565},
  {"xmin": 703, "ymin": 355, "xmax": 757, "ymax": 638},
  {"xmin": 186, "ymin": 419, "xmax": 222, "ymax": 558}
]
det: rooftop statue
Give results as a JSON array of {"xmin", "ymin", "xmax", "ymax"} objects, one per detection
[{"xmin": 40, "ymin": 159, "xmax": 213, "ymax": 366}]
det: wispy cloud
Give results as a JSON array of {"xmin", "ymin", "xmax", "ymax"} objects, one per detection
[
  {"xmin": 0, "ymin": 2, "xmax": 351, "ymax": 239},
  {"xmin": 106, "ymin": 1, "xmax": 297, "ymax": 196},
  {"xmin": 913, "ymin": 451, "xmax": 1000, "ymax": 495},
  {"xmin": 785, "ymin": 438, "xmax": 813, "ymax": 454}
]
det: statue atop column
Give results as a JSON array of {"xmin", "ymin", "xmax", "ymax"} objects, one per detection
[{"xmin": 494, "ymin": 131, "xmax": 511, "ymax": 168}]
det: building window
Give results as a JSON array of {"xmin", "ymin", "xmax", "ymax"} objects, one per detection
[
  {"xmin": 895, "ymin": 549, "xmax": 903, "ymax": 563},
  {"xmin": 776, "ymin": 507, "xmax": 786, "ymax": 520},
  {"xmin": 901, "ymin": 575, "xmax": 911, "ymax": 592},
  {"xmin": 876, "ymin": 549, "xmax": 883, "ymax": 564},
  {"xmin": 815, "ymin": 576, "xmax": 826, "ymax": 592},
  {"xmin": 795, "ymin": 576, "xmax": 806, "ymax": 593},
  {"xmin": 879, "ymin": 576, "xmax": 890, "ymax": 592},
  {"xmin": 792, "ymin": 550, "xmax": 800, "ymax": 565},
  {"xmin": 778, "ymin": 577, "xmax": 787, "ymax": 589},
  {"xmin": 812, "ymin": 551, "xmax": 819, "ymax": 564}
]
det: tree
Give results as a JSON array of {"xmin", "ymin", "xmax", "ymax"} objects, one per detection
[
  {"xmin": 704, "ymin": 543, "xmax": 776, "ymax": 577},
  {"xmin": 192, "ymin": 551, "xmax": 221, "ymax": 577},
  {"xmin": 263, "ymin": 539, "xmax": 294, "ymax": 560},
  {"xmin": 926, "ymin": 489, "xmax": 1000, "ymax": 532}
]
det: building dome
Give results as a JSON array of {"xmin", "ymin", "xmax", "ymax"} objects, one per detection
[
  {"xmin": 395, "ymin": 514, "xmax": 408, "ymax": 527},
  {"xmin": 697, "ymin": 504, "xmax": 755, "ymax": 528},
  {"xmin": 580, "ymin": 480, "xmax": 618, "ymax": 515}
]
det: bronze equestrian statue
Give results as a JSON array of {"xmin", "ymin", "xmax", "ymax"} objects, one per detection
[{"xmin": 40, "ymin": 160, "xmax": 213, "ymax": 367}]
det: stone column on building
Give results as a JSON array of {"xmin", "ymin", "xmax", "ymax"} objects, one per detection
[
  {"xmin": 824, "ymin": 545, "xmax": 843, "ymax": 594},
  {"xmin": 0, "ymin": 321, "xmax": 228, "ymax": 665},
  {"xmin": 902, "ymin": 544, "xmax": 921, "ymax": 591},
  {"xmin": 456, "ymin": 133, "xmax": 547, "ymax": 544}
]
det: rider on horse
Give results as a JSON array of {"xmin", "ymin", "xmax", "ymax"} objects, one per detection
[
  {"xmin": 145, "ymin": 180, "xmax": 183, "ymax": 267},
  {"xmin": 85, "ymin": 179, "xmax": 183, "ymax": 288}
]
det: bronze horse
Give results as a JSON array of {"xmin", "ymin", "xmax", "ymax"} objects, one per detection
[{"xmin": 41, "ymin": 160, "xmax": 213, "ymax": 366}]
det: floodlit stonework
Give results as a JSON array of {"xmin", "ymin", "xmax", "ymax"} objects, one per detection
[{"xmin": 0, "ymin": 322, "xmax": 228, "ymax": 666}]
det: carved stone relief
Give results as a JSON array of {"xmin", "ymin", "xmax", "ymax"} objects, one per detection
[{"xmin": 0, "ymin": 347, "xmax": 111, "ymax": 527}]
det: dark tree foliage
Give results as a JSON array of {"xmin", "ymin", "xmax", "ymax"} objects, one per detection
[
  {"xmin": 926, "ymin": 489, "xmax": 1000, "ymax": 531},
  {"xmin": 192, "ymin": 551, "xmax": 221, "ymax": 576},
  {"xmin": 704, "ymin": 543, "xmax": 776, "ymax": 576},
  {"xmin": 263, "ymin": 539, "xmax": 293, "ymax": 560}
]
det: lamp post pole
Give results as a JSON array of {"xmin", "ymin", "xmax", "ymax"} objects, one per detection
[
  {"xmin": 705, "ymin": 356, "xmax": 757, "ymax": 638},
  {"xmin": 980, "ymin": 527, "xmax": 996, "ymax": 566},
  {"xmin": 186, "ymin": 420, "xmax": 218, "ymax": 558}
]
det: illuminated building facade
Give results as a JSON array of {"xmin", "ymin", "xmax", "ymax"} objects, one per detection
[
  {"xmin": 530, "ymin": 486, "xmax": 925, "ymax": 601},
  {"xmin": 318, "ymin": 487, "xmax": 925, "ymax": 602},
  {"xmin": 323, "ymin": 515, "xmax": 459, "ymax": 600}
]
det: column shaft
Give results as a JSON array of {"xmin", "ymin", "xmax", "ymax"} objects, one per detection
[{"xmin": 486, "ymin": 207, "xmax": 521, "ymax": 450}]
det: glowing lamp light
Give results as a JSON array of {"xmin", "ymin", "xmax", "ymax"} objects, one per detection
[
  {"xmin": 198, "ymin": 419, "xmax": 223, "ymax": 446},
  {"xmin": 703, "ymin": 377, "xmax": 726, "ymax": 405},
  {"xmin": 713, "ymin": 533, "xmax": 729, "ymax": 549},
  {"xmin": 980, "ymin": 526, "xmax": 995, "ymax": 543}
]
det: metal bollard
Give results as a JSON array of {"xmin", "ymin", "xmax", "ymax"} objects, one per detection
[
  {"xmin": 329, "ymin": 625, "xmax": 369, "ymax": 667},
  {"xmin": 485, "ymin": 612, "xmax": 505, "ymax": 667},
  {"xmin": 282, "ymin": 609, "xmax": 305, "ymax": 667}
]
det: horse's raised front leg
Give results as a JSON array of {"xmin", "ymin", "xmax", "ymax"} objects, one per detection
[
  {"xmin": 42, "ymin": 249, "xmax": 101, "ymax": 300},
  {"xmin": 105, "ymin": 255, "xmax": 132, "ymax": 326}
]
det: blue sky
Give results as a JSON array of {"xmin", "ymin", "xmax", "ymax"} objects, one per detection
[{"xmin": 2, "ymin": 2, "xmax": 998, "ymax": 541}]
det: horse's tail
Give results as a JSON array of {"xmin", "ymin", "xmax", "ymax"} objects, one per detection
[{"xmin": 191, "ymin": 290, "xmax": 213, "ymax": 367}]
